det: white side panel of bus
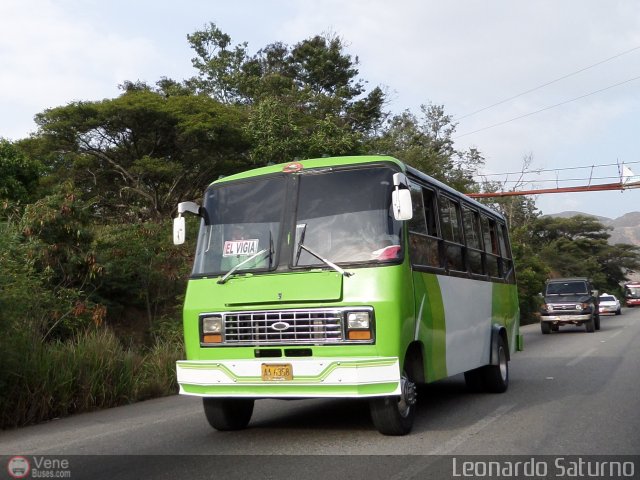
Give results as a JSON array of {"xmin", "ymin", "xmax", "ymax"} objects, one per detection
[{"xmin": 438, "ymin": 275, "xmax": 493, "ymax": 376}]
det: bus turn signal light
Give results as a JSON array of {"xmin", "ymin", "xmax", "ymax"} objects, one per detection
[
  {"xmin": 347, "ymin": 330, "xmax": 371, "ymax": 340},
  {"xmin": 203, "ymin": 334, "xmax": 222, "ymax": 343}
]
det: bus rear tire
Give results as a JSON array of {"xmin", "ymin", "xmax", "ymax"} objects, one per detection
[
  {"xmin": 482, "ymin": 336, "xmax": 509, "ymax": 393},
  {"xmin": 369, "ymin": 373, "xmax": 416, "ymax": 436},
  {"xmin": 203, "ymin": 397, "xmax": 254, "ymax": 431}
]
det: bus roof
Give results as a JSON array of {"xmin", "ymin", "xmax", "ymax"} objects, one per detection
[{"xmin": 210, "ymin": 155, "xmax": 404, "ymax": 185}]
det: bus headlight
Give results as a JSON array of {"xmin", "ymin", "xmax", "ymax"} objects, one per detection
[
  {"xmin": 346, "ymin": 311, "xmax": 373, "ymax": 341},
  {"xmin": 202, "ymin": 315, "xmax": 223, "ymax": 343},
  {"xmin": 347, "ymin": 311, "xmax": 370, "ymax": 329}
]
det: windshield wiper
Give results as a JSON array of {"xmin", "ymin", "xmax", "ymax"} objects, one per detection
[
  {"xmin": 294, "ymin": 223, "xmax": 352, "ymax": 277},
  {"xmin": 297, "ymin": 243, "xmax": 353, "ymax": 277},
  {"xmin": 217, "ymin": 248, "xmax": 270, "ymax": 284}
]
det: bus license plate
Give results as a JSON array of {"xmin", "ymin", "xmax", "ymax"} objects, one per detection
[{"xmin": 261, "ymin": 363, "xmax": 293, "ymax": 381}]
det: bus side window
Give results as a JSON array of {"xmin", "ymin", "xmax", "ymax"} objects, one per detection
[
  {"xmin": 408, "ymin": 183, "xmax": 427, "ymax": 234},
  {"xmin": 462, "ymin": 207, "xmax": 484, "ymax": 275},
  {"xmin": 408, "ymin": 183, "xmax": 440, "ymax": 268},
  {"xmin": 481, "ymin": 215, "xmax": 500, "ymax": 278},
  {"xmin": 423, "ymin": 189, "xmax": 438, "ymax": 238},
  {"xmin": 439, "ymin": 195, "xmax": 465, "ymax": 272},
  {"xmin": 498, "ymin": 223, "xmax": 515, "ymax": 283}
]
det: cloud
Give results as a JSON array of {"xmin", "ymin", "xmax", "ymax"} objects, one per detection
[{"xmin": 0, "ymin": 0, "xmax": 160, "ymax": 138}]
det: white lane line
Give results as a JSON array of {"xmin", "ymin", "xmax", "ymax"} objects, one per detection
[
  {"xmin": 566, "ymin": 347, "xmax": 597, "ymax": 367},
  {"xmin": 428, "ymin": 403, "xmax": 516, "ymax": 455},
  {"xmin": 16, "ymin": 409, "xmax": 202, "ymax": 454}
]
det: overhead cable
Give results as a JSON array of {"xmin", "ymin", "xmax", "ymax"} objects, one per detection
[
  {"xmin": 455, "ymin": 45, "xmax": 640, "ymax": 121},
  {"xmin": 455, "ymin": 74, "xmax": 640, "ymax": 138}
]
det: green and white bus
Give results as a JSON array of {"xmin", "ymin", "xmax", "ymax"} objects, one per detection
[{"xmin": 173, "ymin": 155, "xmax": 522, "ymax": 435}]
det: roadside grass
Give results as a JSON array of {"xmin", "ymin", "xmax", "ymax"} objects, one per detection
[{"xmin": 0, "ymin": 327, "xmax": 183, "ymax": 429}]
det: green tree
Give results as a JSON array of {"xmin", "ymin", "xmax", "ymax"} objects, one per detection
[
  {"xmin": 368, "ymin": 104, "xmax": 484, "ymax": 191},
  {"xmin": 186, "ymin": 23, "xmax": 385, "ymax": 163},
  {"xmin": 0, "ymin": 138, "xmax": 42, "ymax": 204},
  {"xmin": 93, "ymin": 221, "xmax": 192, "ymax": 327},
  {"xmin": 527, "ymin": 215, "xmax": 640, "ymax": 294},
  {"xmin": 33, "ymin": 88, "xmax": 249, "ymax": 220},
  {"xmin": 511, "ymin": 237, "xmax": 550, "ymax": 323},
  {"xmin": 17, "ymin": 185, "xmax": 105, "ymax": 339}
]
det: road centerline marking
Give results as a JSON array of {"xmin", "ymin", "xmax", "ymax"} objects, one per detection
[
  {"xmin": 427, "ymin": 403, "xmax": 516, "ymax": 455},
  {"xmin": 566, "ymin": 347, "xmax": 597, "ymax": 367}
]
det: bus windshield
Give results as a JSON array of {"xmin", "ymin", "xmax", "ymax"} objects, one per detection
[
  {"xmin": 191, "ymin": 165, "xmax": 402, "ymax": 277},
  {"xmin": 192, "ymin": 175, "xmax": 285, "ymax": 276},
  {"xmin": 294, "ymin": 167, "xmax": 402, "ymax": 266},
  {"xmin": 625, "ymin": 286, "xmax": 640, "ymax": 298}
]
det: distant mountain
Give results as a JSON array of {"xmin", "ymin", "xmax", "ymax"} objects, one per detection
[
  {"xmin": 546, "ymin": 211, "xmax": 611, "ymax": 224},
  {"xmin": 545, "ymin": 211, "xmax": 640, "ymax": 247}
]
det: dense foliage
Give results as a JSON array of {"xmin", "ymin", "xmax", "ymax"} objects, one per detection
[{"xmin": 1, "ymin": 23, "xmax": 638, "ymax": 427}]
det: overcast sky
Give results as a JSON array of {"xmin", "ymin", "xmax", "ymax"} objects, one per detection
[{"xmin": 1, "ymin": 0, "xmax": 639, "ymax": 218}]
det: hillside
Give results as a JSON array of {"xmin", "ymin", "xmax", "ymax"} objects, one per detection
[
  {"xmin": 546, "ymin": 211, "xmax": 640, "ymax": 282},
  {"xmin": 546, "ymin": 211, "xmax": 640, "ymax": 247}
]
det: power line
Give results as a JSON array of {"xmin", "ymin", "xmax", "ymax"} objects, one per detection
[
  {"xmin": 455, "ymin": 45, "xmax": 640, "ymax": 121},
  {"xmin": 455, "ymin": 74, "xmax": 640, "ymax": 138}
]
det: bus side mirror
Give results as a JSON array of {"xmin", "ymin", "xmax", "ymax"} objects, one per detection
[
  {"xmin": 392, "ymin": 189, "xmax": 413, "ymax": 221},
  {"xmin": 173, "ymin": 216, "xmax": 186, "ymax": 245},
  {"xmin": 173, "ymin": 201, "xmax": 201, "ymax": 245}
]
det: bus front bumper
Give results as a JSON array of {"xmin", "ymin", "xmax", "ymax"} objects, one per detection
[{"xmin": 176, "ymin": 357, "xmax": 401, "ymax": 398}]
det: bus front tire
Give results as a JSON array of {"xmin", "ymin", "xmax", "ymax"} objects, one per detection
[
  {"xmin": 203, "ymin": 397, "xmax": 254, "ymax": 431},
  {"xmin": 369, "ymin": 373, "xmax": 417, "ymax": 436}
]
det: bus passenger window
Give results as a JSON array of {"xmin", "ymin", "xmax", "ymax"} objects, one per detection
[
  {"xmin": 408, "ymin": 184, "xmax": 427, "ymax": 234},
  {"xmin": 439, "ymin": 196, "xmax": 464, "ymax": 272},
  {"xmin": 423, "ymin": 189, "xmax": 438, "ymax": 237},
  {"xmin": 498, "ymin": 224, "xmax": 514, "ymax": 283},
  {"xmin": 463, "ymin": 207, "xmax": 484, "ymax": 275},
  {"xmin": 408, "ymin": 184, "xmax": 440, "ymax": 268},
  {"xmin": 481, "ymin": 215, "xmax": 500, "ymax": 277}
]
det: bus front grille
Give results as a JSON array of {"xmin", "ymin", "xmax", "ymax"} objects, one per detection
[{"xmin": 223, "ymin": 309, "xmax": 344, "ymax": 345}]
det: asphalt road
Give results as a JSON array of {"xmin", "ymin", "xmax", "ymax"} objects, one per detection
[{"xmin": 2, "ymin": 308, "xmax": 639, "ymax": 479}]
